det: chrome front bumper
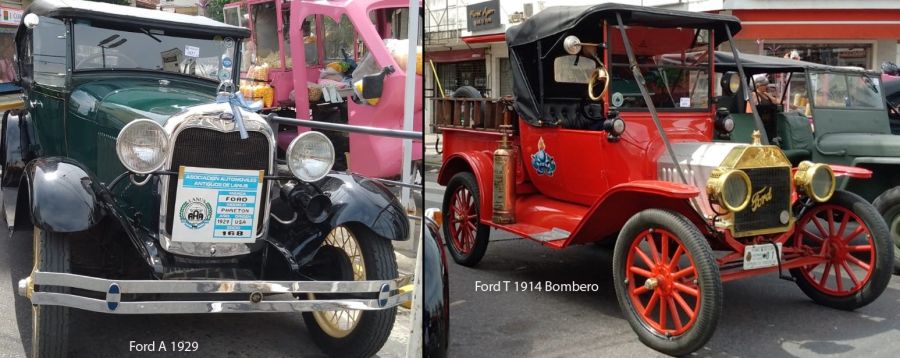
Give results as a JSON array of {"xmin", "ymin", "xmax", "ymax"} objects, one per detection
[{"xmin": 18, "ymin": 271, "xmax": 412, "ymax": 314}]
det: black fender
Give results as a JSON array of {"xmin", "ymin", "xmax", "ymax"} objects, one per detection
[
  {"xmin": 1, "ymin": 109, "xmax": 28, "ymax": 228},
  {"xmin": 424, "ymin": 218, "xmax": 449, "ymax": 358},
  {"xmin": 24, "ymin": 157, "xmax": 105, "ymax": 233},
  {"xmin": 319, "ymin": 173, "xmax": 410, "ymax": 241}
]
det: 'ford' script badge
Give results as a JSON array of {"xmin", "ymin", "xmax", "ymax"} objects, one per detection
[{"xmin": 751, "ymin": 186, "xmax": 773, "ymax": 212}]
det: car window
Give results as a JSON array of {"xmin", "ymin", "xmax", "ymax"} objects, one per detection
[
  {"xmin": 810, "ymin": 72, "xmax": 884, "ymax": 109},
  {"xmin": 252, "ymin": 2, "xmax": 281, "ymax": 68},
  {"xmin": 33, "ymin": 17, "xmax": 67, "ymax": 87},
  {"xmin": 324, "ymin": 15, "xmax": 356, "ymax": 62},
  {"xmin": 73, "ymin": 21, "xmax": 238, "ymax": 83},
  {"xmin": 609, "ymin": 26, "xmax": 711, "ymax": 110},
  {"xmin": 0, "ymin": 28, "xmax": 17, "ymax": 86}
]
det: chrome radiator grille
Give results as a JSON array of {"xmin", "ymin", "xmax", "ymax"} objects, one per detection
[
  {"xmin": 165, "ymin": 128, "xmax": 271, "ymax": 233},
  {"xmin": 733, "ymin": 167, "xmax": 792, "ymax": 235}
]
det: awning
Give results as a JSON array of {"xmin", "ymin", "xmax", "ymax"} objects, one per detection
[
  {"xmin": 425, "ymin": 48, "xmax": 486, "ymax": 64},
  {"xmin": 461, "ymin": 33, "xmax": 505, "ymax": 44},
  {"xmin": 732, "ymin": 9, "xmax": 900, "ymax": 40}
]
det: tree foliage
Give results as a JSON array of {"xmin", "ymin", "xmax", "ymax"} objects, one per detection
[{"xmin": 206, "ymin": 0, "xmax": 238, "ymax": 22}]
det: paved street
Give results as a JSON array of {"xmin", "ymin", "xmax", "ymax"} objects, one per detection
[
  {"xmin": 425, "ymin": 170, "xmax": 900, "ymax": 357},
  {"xmin": 0, "ymin": 224, "xmax": 413, "ymax": 357}
]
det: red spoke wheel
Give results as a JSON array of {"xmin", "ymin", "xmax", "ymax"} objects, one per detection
[
  {"xmin": 441, "ymin": 172, "xmax": 489, "ymax": 266},
  {"xmin": 613, "ymin": 209, "xmax": 722, "ymax": 356},
  {"xmin": 790, "ymin": 190, "xmax": 892, "ymax": 310}
]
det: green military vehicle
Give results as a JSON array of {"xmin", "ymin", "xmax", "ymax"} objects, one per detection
[{"xmin": 713, "ymin": 52, "xmax": 900, "ymax": 273}]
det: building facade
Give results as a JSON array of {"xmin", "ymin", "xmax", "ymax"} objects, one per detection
[{"xmin": 424, "ymin": 0, "xmax": 900, "ymax": 130}]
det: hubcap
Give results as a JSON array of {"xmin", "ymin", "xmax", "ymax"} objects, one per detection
[
  {"xmin": 625, "ymin": 228, "xmax": 701, "ymax": 336},
  {"xmin": 310, "ymin": 226, "xmax": 364, "ymax": 338},
  {"xmin": 795, "ymin": 205, "xmax": 876, "ymax": 296},
  {"xmin": 448, "ymin": 186, "xmax": 478, "ymax": 255}
]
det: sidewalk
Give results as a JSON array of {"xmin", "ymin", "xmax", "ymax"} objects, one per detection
[{"xmin": 425, "ymin": 133, "xmax": 442, "ymax": 170}]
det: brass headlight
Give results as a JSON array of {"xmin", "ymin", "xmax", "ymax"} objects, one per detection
[
  {"xmin": 707, "ymin": 169, "xmax": 752, "ymax": 212},
  {"xmin": 794, "ymin": 161, "xmax": 835, "ymax": 202}
]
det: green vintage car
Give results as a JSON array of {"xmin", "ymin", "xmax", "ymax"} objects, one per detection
[
  {"xmin": 713, "ymin": 52, "xmax": 900, "ymax": 273},
  {"xmin": 3, "ymin": 0, "xmax": 410, "ymax": 357}
]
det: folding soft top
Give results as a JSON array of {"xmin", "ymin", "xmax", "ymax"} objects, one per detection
[{"xmin": 713, "ymin": 51, "xmax": 877, "ymax": 76}]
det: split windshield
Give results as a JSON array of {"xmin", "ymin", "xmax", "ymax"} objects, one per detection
[
  {"xmin": 73, "ymin": 21, "xmax": 238, "ymax": 82},
  {"xmin": 609, "ymin": 26, "xmax": 711, "ymax": 110},
  {"xmin": 810, "ymin": 72, "xmax": 884, "ymax": 109}
]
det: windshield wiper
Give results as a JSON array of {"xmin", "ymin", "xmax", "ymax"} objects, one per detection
[{"xmin": 140, "ymin": 28, "xmax": 162, "ymax": 43}]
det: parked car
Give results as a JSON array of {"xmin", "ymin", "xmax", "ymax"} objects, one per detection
[
  {"xmin": 3, "ymin": 0, "xmax": 411, "ymax": 357},
  {"xmin": 713, "ymin": 52, "xmax": 900, "ymax": 274},
  {"xmin": 423, "ymin": 211, "xmax": 449, "ymax": 358},
  {"xmin": 435, "ymin": 4, "xmax": 892, "ymax": 355}
]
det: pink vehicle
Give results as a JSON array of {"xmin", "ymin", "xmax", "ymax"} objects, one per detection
[{"xmin": 223, "ymin": 0, "xmax": 423, "ymax": 179}]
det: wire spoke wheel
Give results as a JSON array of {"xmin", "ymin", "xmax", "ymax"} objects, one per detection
[
  {"xmin": 626, "ymin": 228, "xmax": 701, "ymax": 336},
  {"xmin": 310, "ymin": 226, "xmax": 364, "ymax": 338},
  {"xmin": 795, "ymin": 204, "xmax": 875, "ymax": 296}
]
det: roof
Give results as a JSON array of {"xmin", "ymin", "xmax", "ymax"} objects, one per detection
[
  {"xmin": 713, "ymin": 51, "xmax": 877, "ymax": 75},
  {"xmin": 25, "ymin": 0, "xmax": 249, "ymax": 38},
  {"xmin": 506, "ymin": 3, "xmax": 742, "ymax": 48}
]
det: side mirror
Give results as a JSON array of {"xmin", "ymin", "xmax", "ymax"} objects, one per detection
[{"xmin": 362, "ymin": 65, "xmax": 395, "ymax": 99}]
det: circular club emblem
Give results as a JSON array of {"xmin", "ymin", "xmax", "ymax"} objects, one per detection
[
  {"xmin": 611, "ymin": 92, "xmax": 625, "ymax": 107},
  {"xmin": 179, "ymin": 197, "xmax": 212, "ymax": 230},
  {"xmin": 223, "ymin": 37, "xmax": 235, "ymax": 49},
  {"xmin": 222, "ymin": 57, "xmax": 233, "ymax": 68}
]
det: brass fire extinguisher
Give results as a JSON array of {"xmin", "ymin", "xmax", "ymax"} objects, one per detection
[{"xmin": 492, "ymin": 120, "xmax": 516, "ymax": 224}]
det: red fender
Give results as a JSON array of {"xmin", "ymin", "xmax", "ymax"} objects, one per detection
[
  {"xmin": 829, "ymin": 164, "xmax": 872, "ymax": 179},
  {"xmin": 437, "ymin": 151, "xmax": 495, "ymax": 221},
  {"xmin": 565, "ymin": 180, "xmax": 703, "ymax": 246}
]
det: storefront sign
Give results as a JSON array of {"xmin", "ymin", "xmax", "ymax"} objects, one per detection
[
  {"xmin": 0, "ymin": 7, "xmax": 23, "ymax": 26},
  {"xmin": 466, "ymin": 0, "xmax": 501, "ymax": 32}
]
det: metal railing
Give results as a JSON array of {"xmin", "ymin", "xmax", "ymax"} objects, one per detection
[{"xmin": 265, "ymin": 114, "xmax": 424, "ymax": 221}]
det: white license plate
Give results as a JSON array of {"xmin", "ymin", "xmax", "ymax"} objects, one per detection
[
  {"xmin": 170, "ymin": 166, "xmax": 264, "ymax": 243},
  {"xmin": 743, "ymin": 243, "xmax": 782, "ymax": 270}
]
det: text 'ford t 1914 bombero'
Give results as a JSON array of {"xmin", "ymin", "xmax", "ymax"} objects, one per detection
[
  {"xmin": 433, "ymin": 4, "xmax": 894, "ymax": 356},
  {"xmin": 2, "ymin": 0, "xmax": 411, "ymax": 357}
]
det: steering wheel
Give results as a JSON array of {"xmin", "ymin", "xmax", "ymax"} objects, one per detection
[
  {"xmin": 588, "ymin": 63, "xmax": 610, "ymax": 102},
  {"xmin": 76, "ymin": 52, "xmax": 139, "ymax": 69}
]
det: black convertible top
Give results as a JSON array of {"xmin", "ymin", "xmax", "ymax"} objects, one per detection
[
  {"xmin": 506, "ymin": 3, "xmax": 742, "ymax": 125},
  {"xmin": 506, "ymin": 3, "xmax": 741, "ymax": 48},
  {"xmin": 713, "ymin": 51, "xmax": 877, "ymax": 76},
  {"xmin": 24, "ymin": 0, "xmax": 249, "ymax": 38}
]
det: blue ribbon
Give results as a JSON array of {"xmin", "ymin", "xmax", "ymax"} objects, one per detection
[{"xmin": 216, "ymin": 91, "xmax": 262, "ymax": 139}]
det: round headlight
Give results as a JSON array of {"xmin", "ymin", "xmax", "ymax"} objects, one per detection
[
  {"xmin": 707, "ymin": 169, "xmax": 751, "ymax": 212},
  {"xmin": 116, "ymin": 119, "xmax": 169, "ymax": 174},
  {"xmin": 287, "ymin": 131, "xmax": 335, "ymax": 182},
  {"xmin": 794, "ymin": 161, "xmax": 835, "ymax": 202}
]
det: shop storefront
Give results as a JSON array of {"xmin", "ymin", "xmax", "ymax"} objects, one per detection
[{"xmin": 726, "ymin": 9, "xmax": 900, "ymax": 69}]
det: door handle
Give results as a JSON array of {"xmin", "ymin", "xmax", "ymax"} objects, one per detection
[{"xmin": 29, "ymin": 99, "xmax": 42, "ymax": 109}]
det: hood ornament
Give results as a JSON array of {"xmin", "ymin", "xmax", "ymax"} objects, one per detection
[{"xmin": 215, "ymin": 81, "xmax": 261, "ymax": 139}]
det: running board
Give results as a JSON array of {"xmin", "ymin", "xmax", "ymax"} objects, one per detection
[{"xmin": 485, "ymin": 222, "xmax": 571, "ymax": 249}]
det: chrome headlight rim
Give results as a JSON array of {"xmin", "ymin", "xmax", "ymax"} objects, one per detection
[
  {"xmin": 286, "ymin": 131, "xmax": 335, "ymax": 183},
  {"xmin": 115, "ymin": 119, "xmax": 169, "ymax": 174},
  {"xmin": 794, "ymin": 161, "xmax": 836, "ymax": 203},
  {"xmin": 708, "ymin": 168, "xmax": 752, "ymax": 212}
]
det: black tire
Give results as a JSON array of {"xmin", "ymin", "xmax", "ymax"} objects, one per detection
[
  {"xmin": 303, "ymin": 226, "xmax": 398, "ymax": 358},
  {"xmin": 441, "ymin": 172, "xmax": 489, "ymax": 267},
  {"xmin": 872, "ymin": 186, "xmax": 900, "ymax": 274},
  {"xmin": 791, "ymin": 190, "xmax": 893, "ymax": 310},
  {"xmin": 612, "ymin": 209, "xmax": 722, "ymax": 356},
  {"xmin": 31, "ymin": 227, "xmax": 71, "ymax": 358},
  {"xmin": 451, "ymin": 86, "xmax": 482, "ymax": 99}
]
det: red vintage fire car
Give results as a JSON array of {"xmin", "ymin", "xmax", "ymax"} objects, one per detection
[{"xmin": 433, "ymin": 4, "xmax": 893, "ymax": 355}]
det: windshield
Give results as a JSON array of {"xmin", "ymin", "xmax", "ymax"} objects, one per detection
[
  {"xmin": 73, "ymin": 21, "xmax": 240, "ymax": 82},
  {"xmin": 609, "ymin": 26, "xmax": 711, "ymax": 110},
  {"xmin": 810, "ymin": 72, "xmax": 884, "ymax": 109}
]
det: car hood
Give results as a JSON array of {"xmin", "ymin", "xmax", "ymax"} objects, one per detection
[{"xmin": 70, "ymin": 77, "xmax": 217, "ymax": 126}]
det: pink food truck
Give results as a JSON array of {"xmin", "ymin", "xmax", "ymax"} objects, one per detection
[{"xmin": 223, "ymin": 0, "xmax": 423, "ymax": 179}]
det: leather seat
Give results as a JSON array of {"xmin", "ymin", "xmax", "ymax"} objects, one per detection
[
  {"xmin": 544, "ymin": 102, "xmax": 592, "ymax": 129},
  {"xmin": 775, "ymin": 112, "xmax": 813, "ymax": 165}
]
